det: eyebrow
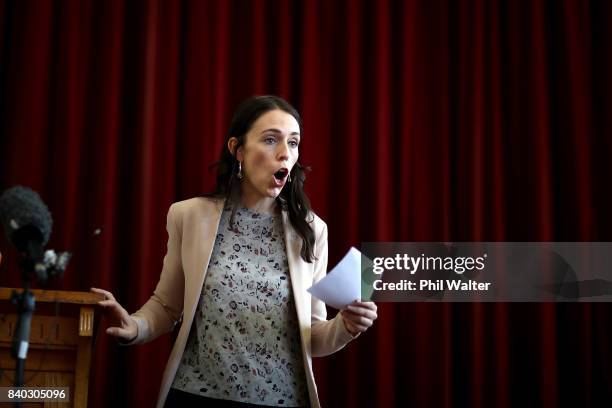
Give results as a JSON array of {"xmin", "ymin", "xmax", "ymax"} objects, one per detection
[{"xmin": 260, "ymin": 128, "xmax": 300, "ymax": 136}]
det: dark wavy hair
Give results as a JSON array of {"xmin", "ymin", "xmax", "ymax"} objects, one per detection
[{"xmin": 204, "ymin": 95, "xmax": 316, "ymax": 263}]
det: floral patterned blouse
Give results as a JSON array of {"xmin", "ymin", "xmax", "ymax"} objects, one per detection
[{"xmin": 172, "ymin": 205, "xmax": 309, "ymax": 406}]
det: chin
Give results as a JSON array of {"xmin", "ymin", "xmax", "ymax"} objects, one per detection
[{"xmin": 266, "ymin": 188, "xmax": 282, "ymax": 198}]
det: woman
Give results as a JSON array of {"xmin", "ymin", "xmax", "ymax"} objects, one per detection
[{"xmin": 92, "ymin": 95, "xmax": 377, "ymax": 408}]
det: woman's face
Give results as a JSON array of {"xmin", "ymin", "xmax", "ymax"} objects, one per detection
[{"xmin": 233, "ymin": 109, "xmax": 301, "ymax": 200}]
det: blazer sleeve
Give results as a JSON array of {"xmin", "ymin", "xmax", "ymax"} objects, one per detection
[
  {"xmin": 128, "ymin": 203, "xmax": 185, "ymax": 345},
  {"xmin": 310, "ymin": 220, "xmax": 359, "ymax": 357}
]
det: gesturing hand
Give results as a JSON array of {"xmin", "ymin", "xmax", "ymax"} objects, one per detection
[
  {"xmin": 340, "ymin": 300, "xmax": 378, "ymax": 336},
  {"xmin": 91, "ymin": 287, "xmax": 138, "ymax": 342}
]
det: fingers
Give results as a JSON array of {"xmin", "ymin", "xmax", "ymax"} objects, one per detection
[
  {"xmin": 92, "ymin": 288, "xmax": 137, "ymax": 340},
  {"xmin": 346, "ymin": 300, "xmax": 378, "ymax": 323},
  {"xmin": 98, "ymin": 299, "xmax": 131, "ymax": 321},
  {"xmin": 350, "ymin": 300, "xmax": 378, "ymax": 312},
  {"xmin": 341, "ymin": 311, "xmax": 369, "ymax": 333},
  {"xmin": 342, "ymin": 309, "xmax": 376, "ymax": 327},
  {"xmin": 92, "ymin": 289, "xmax": 126, "ymax": 315},
  {"xmin": 346, "ymin": 305, "xmax": 378, "ymax": 320},
  {"xmin": 341, "ymin": 299, "xmax": 378, "ymax": 335},
  {"xmin": 342, "ymin": 317, "xmax": 363, "ymax": 335},
  {"xmin": 105, "ymin": 326, "xmax": 134, "ymax": 340},
  {"xmin": 97, "ymin": 299, "xmax": 125, "ymax": 311},
  {"xmin": 102, "ymin": 314, "xmax": 138, "ymax": 340},
  {"xmin": 90, "ymin": 287, "xmax": 116, "ymax": 301},
  {"xmin": 105, "ymin": 326, "xmax": 122, "ymax": 337}
]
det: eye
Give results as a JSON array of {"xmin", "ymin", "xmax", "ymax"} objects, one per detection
[
  {"xmin": 289, "ymin": 139, "xmax": 300, "ymax": 148},
  {"xmin": 264, "ymin": 136, "xmax": 276, "ymax": 144}
]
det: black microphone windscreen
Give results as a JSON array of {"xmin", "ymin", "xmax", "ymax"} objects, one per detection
[{"xmin": 0, "ymin": 186, "xmax": 53, "ymax": 250}]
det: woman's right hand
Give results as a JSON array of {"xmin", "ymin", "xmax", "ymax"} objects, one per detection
[{"xmin": 91, "ymin": 287, "xmax": 138, "ymax": 342}]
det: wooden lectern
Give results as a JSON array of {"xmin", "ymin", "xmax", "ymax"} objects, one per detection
[{"xmin": 0, "ymin": 288, "xmax": 104, "ymax": 407}]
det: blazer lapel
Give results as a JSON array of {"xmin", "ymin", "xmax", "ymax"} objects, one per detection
[{"xmin": 185, "ymin": 198, "xmax": 225, "ymax": 316}]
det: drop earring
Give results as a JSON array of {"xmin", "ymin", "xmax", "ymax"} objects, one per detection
[
  {"xmin": 288, "ymin": 171, "xmax": 292, "ymax": 182},
  {"xmin": 237, "ymin": 161, "xmax": 244, "ymax": 179}
]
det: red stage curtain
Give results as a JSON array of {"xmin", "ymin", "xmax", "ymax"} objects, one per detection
[{"xmin": 1, "ymin": 0, "xmax": 611, "ymax": 407}]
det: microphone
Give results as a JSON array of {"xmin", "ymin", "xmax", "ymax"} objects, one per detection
[
  {"xmin": 0, "ymin": 186, "xmax": 52, "ymax": 246},
  {"xmin": 0, "ymin": 186, "xmax": 58, "ymax": 283}
]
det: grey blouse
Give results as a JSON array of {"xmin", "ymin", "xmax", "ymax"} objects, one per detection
[{"xmin": 172, "ymin": 205, "xmax": 308, "ymax": 406}]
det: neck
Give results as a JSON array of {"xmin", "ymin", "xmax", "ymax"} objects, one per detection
[{"xmin": 239, "ymin": 188, "xmax": 278, "ymax": 215}]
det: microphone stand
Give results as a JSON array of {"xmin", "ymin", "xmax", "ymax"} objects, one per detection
[{"xmin": 9, "ymin": 258, "xmax": 38, "ymax": 407}]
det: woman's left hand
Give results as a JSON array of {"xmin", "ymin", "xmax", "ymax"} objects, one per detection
[{"xmin": 341, "ymin": 300, "xmax": 378, "ymax": 336}]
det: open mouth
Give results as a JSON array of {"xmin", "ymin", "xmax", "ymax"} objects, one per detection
[{"xmin": 274, "ymin": 168, "xmax": 289, "ymax": 181}]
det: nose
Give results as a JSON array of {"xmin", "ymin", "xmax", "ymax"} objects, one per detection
[{"xmin": 276, "ymin": 140, "xmax": 290, "ymax": 161}]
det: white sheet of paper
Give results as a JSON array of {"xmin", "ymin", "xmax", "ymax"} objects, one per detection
[{"xmin": 307, "ymin": 247, "xmax": 362, "ymax": 310}]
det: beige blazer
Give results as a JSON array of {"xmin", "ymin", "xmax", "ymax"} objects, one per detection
[{"xmin": 129, "ymin": 197, "xmax": 356, "ymax": 408}]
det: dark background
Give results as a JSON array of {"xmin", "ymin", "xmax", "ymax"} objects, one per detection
[{"xmin": 1, "ymin": 0, "xmax": 611, "ymax": 407}]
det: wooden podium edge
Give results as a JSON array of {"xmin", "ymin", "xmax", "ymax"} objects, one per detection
[{"xmin": 0, "ymin": 288, "xmax": 104, "ymax": 305}]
